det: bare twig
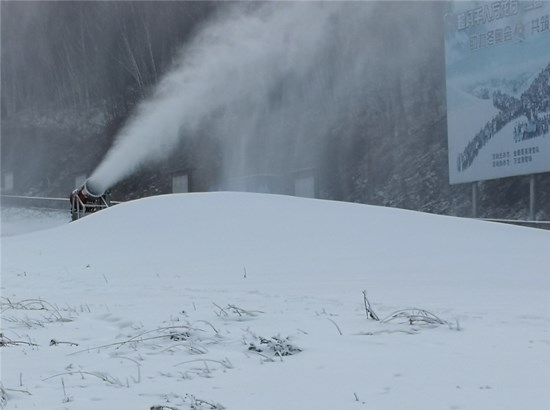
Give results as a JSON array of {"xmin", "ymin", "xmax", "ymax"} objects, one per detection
[
  {"xmin": 381, "ymin": 308, "xmax": 446, "ymax": 325},
  {"xmin": 214, "ymin": 303, "xmax": 262, "ymax": 319},
  {"xmin": 115, "ymin": 325, "xmax": 194, "ymax": 349},
  {"xmin": 50, "ymin": 339, "xmax": 79, "ymax": 347},
  {"xmin": 192, "ymin": 320, "xmax": 219, "ymax": 335},
  {"xmin": 227, "ymin": 304, "xmax": 263, "ymax": 317},
  {"xmin": 42, "ymin": 371, "xmax": 120, "ymax": 386},
  {"xmin": 0, "ymin": 334, "xmax": 38, "ymax": 347},
  {"xmin": 248, "ymin": 349, "xmax": 276, "ymax": 362},
  {"xmin": 152, "ymin": 341, "xmax": 209, "ymax": 356},
  {"xmin": 173, "ymin": 358, "xmax": 233, "ymax": 369},
  {"xmin": 185, "ymin": 394, "xmax": 225, "ymax": 409},
  {"xmin": 212, "ymin": 303, "xmax": 228, "ymax": 318},
  {"xmin": 354, "ymin": 329, "xmax": 419, "ymax": 336},
  {"xmin": 61, "ymin": 377, "xmax": 72, "ymax": 403},
  {"xmin": 69, "ymin": 325, "xmax": 195, "ymax": 355},
  {"xmin": 3, "ymin": 315, "xmax": 46, "ymax": 329},
  {"xmin": 327, "ymin": 318, "xmax": 343, "ymax": 335},
  {"xmin": 115, "ymin": 356, "xmax": 141, "ymax": 383},
  {"xmin": 3, "ymin": 387, "xmax": 32, "ymax": 396},
  {"xmin": 362, "ymin": 290, "xmax": 380, "ymax": 321}
]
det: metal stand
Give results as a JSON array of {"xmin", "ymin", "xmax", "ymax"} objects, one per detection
[
  {"xmin": 529, "ymin": 174, "xmax": 536, "ymax": 221},
  {"xmin": 70, "ymin": 193, "xmax": 110, "ymax": 221},
  {"xmin": 472, "ymin": 181, "xmax": 478, "ymax": 218}
]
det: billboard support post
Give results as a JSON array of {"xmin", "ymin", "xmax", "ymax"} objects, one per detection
[
  {"xmin": 529, "ymin": 174, "xmax": 536, "ymax": 221},
  {"xmin": 472, "ymin": 181, "xmax": 478, "ymax": 218}
]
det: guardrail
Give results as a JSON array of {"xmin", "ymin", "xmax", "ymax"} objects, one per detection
[
  {"xmin": 0, "ymin": 194, "xmax": 68, "ymax": 209},
  {"xmin": 0, "ymin": 194, "xmax": 122, "ymax": 210},
  {"xmin": 478, "ymin": 218, "xmax": 550, "ymax": 230}
]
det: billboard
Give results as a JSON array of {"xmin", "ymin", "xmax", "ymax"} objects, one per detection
[{"xmin": 445, "ymin": 0, "xmax": 550, "ymax": 184}]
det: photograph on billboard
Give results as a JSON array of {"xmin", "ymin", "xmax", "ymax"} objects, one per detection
[{"xmin": 445, "ymin": 0, "xmax": 550, "ymax": 184}]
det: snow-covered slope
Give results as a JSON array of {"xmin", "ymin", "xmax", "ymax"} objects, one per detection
[{"xmin": 2, "ymin": 193, "xmax": 549, "ymax": 410}]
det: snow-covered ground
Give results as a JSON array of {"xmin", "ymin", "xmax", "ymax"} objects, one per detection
[
  {"xmin": 1, "ymin": 192, "xmax": 549, "ymax": 410},
  {"xmin": 1, "ymin": 207, "xmax": 70, "ymax": 238}
]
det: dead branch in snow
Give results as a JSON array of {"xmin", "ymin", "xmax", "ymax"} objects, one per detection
[
  {"xmin": 327, "ymin": 318, "xmax": 343, "ymax": 335},
  {"xmin": 1, "ymin": 297, "xmax": 72, "ymax": 323},
  {"xmin": 362, "ymin": 290, "xmax": 380, "ymax": 321},
  {"xmin": 381, "ymin": 309, "xmax": 446, "ymax": 325},
  {"xmin": 0, "ymin": 333, "xmax": 38, "ymax": 347},
  {"xmin": 173, "ymin": 358, "xmax": 233, "ymax": 369},
  {"xmin": 213, "ymin": 303, "xmax": 263, "ymax": 319},
  {"xmin": 42, "ymin": 370, "xmax": 122, "ymax": 386},
  {"xmin": 69, "ymin": 325, "xmax": 201, "ymax": 355}
]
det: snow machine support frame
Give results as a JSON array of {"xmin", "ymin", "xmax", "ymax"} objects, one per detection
[{"xmin": 69, "ymin": 181, "xmax": 111, "ymax": 221}]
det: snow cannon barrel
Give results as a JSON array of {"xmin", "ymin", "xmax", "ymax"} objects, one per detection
[
  {"xmin": 69, "ymin": 178, "xmax": 110, "ymax": 221},
  {"xmin": 81, "ymin": 178, "xmax": 104, "ymax": 198}
]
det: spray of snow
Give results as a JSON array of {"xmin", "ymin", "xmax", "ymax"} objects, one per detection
[{"xmin": 89, "ymin": 2, "xmax": 429, "ymax": 193}]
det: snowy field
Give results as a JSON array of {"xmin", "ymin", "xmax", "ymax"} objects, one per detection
[
  {"xmin": 1, "ymin": 192, "xmax": 549, "ymax": 410},
  {"xmin": 1, "ymin": 207, "xmax": 70, "ymax": 238}
]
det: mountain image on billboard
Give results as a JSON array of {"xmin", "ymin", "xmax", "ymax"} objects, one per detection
[{"xmin": 445, "ymin": 0, "xmax": 550, "ymax": 184}]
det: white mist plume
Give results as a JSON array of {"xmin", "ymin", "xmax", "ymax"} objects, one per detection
[{"xmin": 89, "ymin": 2, "xmax": 426, "ymax": 193}]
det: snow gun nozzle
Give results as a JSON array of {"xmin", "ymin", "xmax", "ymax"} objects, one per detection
[
  {"xmin": 70, "ymin": 178, "xmax": 110, "ymax": 221},
  {"xmin": 82, "ymin": 179, "xmax": 104, "ymax": 198}
]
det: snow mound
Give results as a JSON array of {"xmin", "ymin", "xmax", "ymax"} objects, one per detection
[{"xmin": 5, "ymin": 192, "xmax": 549, "ymax": 285}]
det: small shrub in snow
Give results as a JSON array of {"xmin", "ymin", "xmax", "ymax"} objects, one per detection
[
  {"xmin": 213, "ymin": 303, "xmax": 263, "ymax": 320},
  {"xmin": 360, "ymin": 291, "xmax": 447, "ymax": 326},
  {"xmin": 168, "ymin": 330, "xmax": 191, "ymax": 341},
  {"xmin": 0, "ymin": 297, "xmax": 72, "ymax": 323},
  {"xmin": 248, "ymin": 335, "xmax": 302, "ymax": 357},
  {"xmin": 150, "ymin": 394, "xmax": 226, "ymax": 410},
  {"xmin": 185, "ymin": 394, "xmax": 225, "ymax": 410},
  {"xmin": 381, "ymin": 309, "xmax": 446, "ymax": 325}
]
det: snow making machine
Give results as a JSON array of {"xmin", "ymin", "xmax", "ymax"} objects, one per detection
[{"xmin": 69, "ymin": 180, "xmax": 111, "ymax": 221}]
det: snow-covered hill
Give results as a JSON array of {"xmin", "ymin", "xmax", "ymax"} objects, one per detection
[{"xmin": 2, "ymin": 193, "xmax": 549, "ymax": 409}]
